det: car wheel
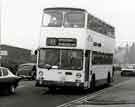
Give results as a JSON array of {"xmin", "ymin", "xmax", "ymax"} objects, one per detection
[
  {"xmin": 28, "ymin": 78, "xmax": 32, "ymax": 81},
  {"xmin": 9, "ymin": 85, "xmax": 15, "ymax": 94}
]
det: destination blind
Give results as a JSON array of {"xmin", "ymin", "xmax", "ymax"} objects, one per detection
[{"xmin": 46, "ymin": 38, "xmax": 77, "ymax": 47}]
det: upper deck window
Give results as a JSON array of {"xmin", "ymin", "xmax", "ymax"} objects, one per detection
[
  {"xmin": 43, "ymin": 11, "xmax": 63, "ymax": 27},
  {"xmin": 87, "ymin": 14, "xmax": 115, "ymax": 38},
  {"xmin": 64, "ymin": 12, "xmax": 85, "ymax": 28},
  {"xmin": 42, "ymin": 9, "xmax": 85, "ymax": 28}
]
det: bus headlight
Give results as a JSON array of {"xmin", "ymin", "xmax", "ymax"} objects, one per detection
[
  {"xmin": 39, "ymin": 71, "xmax": 44, "ymax": 79},
  {"xmin": 76, "ymin": 73, "xmax": 82, "ymax": 78}
]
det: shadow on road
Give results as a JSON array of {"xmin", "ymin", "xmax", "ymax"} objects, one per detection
[{"xmin": 41, "ymin": 84, "xmax": 111, "ymax": 96}]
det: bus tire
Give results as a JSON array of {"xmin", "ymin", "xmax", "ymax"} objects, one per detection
[
  {"xmin": 48, "ymin": 87, "xmax": 56, "ymax": 92},
  {"xmin": 107, "ymin": 72, "xmax": 111, "ymax": 85},
  {"xmin": 90, "ymin": 74, "xmax": 95, "ymax": 90}
]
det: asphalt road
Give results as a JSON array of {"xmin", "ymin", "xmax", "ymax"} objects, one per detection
[
  {"xmin": 70, "ymin": 75, "xmax": 135, "ymax": 107},
  {"xmin": 0, "ymin": 71, "xmax": 129, "ymax": 107}
]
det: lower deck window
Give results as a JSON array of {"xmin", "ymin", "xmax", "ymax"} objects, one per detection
[{"xmin": 92, "ymin": 52, "xmax": 113, "ymax": 65}]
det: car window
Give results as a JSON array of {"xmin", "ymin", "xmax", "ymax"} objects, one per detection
[
  {"xmin": 19, "ymin": 65, "xmax": 33, "ymax": 71},
  {"xmin": 3, "ymin": 68, "xmax": 8, "ymax": 76}
]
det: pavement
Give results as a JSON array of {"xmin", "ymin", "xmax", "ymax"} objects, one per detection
[
  {"xmin": 71, "ymin": 104, "xmax": 135, "ymax": 107},
  {"xmin": 71, "ymin": 78, "xmax": 135, "ymax": 107}
]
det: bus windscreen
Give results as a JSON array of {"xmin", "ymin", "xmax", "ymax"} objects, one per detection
[{"xmin": 38, "ymin": 48, "xmax": 83, "ymax": 70}]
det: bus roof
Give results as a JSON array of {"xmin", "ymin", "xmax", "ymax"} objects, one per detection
[{"xmin": 44, "ymin": 7, "xmax": 87, "ymax": 12}]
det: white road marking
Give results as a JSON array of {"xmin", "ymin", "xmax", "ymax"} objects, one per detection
[{"xmin": 57, "ymin": 80, "xmax": 131, "ymax": 107}]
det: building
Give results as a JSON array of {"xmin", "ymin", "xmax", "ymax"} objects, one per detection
[{"xmin": 0, "ymin": 44, "xmax": 36, "ymax": 74}]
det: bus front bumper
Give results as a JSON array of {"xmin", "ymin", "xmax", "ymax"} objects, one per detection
[{"xmin": 35, "ymin": 80, "xmax": 84, "ymax": 88}]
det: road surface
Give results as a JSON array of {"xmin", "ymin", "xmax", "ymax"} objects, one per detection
[{"xmin": 0, "ymin": 71, "xmax": 129, "ymax": 107}]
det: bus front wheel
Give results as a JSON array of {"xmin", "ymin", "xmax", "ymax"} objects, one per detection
[{"xmin": 48, "ymin": 87, "xmax": 56, "ymax": 92}]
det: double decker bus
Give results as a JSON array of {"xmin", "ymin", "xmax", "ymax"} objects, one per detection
[{"xmin": 35, "ymin": 7, "xmax": 115, "ymax": 90}]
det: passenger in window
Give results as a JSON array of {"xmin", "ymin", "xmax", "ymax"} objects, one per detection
[{"xmin": 70, "ymin": 52, "xmax": 82, "ymax": 70}]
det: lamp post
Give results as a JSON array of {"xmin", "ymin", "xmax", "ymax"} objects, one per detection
[{"xmin": 126, "ymin": 43, "xmax": 129, "ymax": 64}]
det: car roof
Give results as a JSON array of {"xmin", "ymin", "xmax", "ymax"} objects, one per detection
[{"xmin": 19, "ymin": 63, "xmax": 36, "ymax": 66}]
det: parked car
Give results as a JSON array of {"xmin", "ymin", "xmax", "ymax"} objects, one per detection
[
  {"xmin": 16, "ymin": 63, "xmax": 36, "ymax": 80},
  {"xmin": 121, "ymin": 64, "xmax": 135, "ymax": 76},
  {"xmin": 0, "ymin": 67, "xmax": 21, "ymax": 94}
]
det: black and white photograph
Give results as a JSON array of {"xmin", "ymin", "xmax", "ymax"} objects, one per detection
[{"xmin": 1, "ymin": 0, "xmax": 135, "ymax": 107}]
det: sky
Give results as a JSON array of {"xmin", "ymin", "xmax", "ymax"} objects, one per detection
[{"xmin": 1, "ymin": 0, "xmax": 135, "ymax": 49}]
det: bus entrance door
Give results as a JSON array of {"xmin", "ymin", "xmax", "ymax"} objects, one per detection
[{"xmin": 85, "ymin": 50, "xmax": 90, "ymax": 87}]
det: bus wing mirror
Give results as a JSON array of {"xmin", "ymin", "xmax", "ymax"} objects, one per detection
[
  {"xmin": 34, "ymin": 50, "xmax": 37, "ymax": 55},
  {"xmin": 85, "ymin": 51, "xmax": 88, "ymax": 57}
]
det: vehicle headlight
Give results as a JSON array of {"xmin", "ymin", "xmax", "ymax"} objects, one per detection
[
  {"xmin": 76, "ymin": 73, "xmax": 82, "ymax": 78},
  {"xmin": 39, "ymin": 71, "xmax": 43, "ymax": 77}
]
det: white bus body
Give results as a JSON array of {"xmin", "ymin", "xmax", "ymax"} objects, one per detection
[{"xmin": 36, "ymin": 7, "xmax": 115, "ymax": 89}]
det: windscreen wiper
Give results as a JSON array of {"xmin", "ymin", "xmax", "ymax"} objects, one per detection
[{"xmin": 45, "ymin": 64, "xmax": 52, "ymax": 70}]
